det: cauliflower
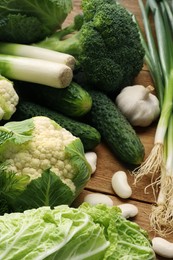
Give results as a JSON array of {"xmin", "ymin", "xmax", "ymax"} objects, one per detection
[
  {"xmin": 0, "ymin": 75, "xmax": 19, "ymax": 120},
  {"xmin": 0, "ymin": 116, "xmax": 91, "ymax": 213}
]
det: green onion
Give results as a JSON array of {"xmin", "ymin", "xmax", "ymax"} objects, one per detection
[{"xmin": 133, "ymin": 0, "xmax": 173, "ymax": 236}]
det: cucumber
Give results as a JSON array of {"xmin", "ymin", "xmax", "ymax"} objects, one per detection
[
  {"xmin": 86, "ymin": 90, "xmax": 145, "ymax": 165},
  {"xmin": 12, "ymin": 100, "xmax": 101, "ymax": 151},
  {"xmin": 14, "ymin": 81, "xmax": 92, "ymax": 117}
]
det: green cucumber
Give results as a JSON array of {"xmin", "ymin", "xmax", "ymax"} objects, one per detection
[
  {"xmin": 14, "ymin": 81, "xmax": 92, "ymax": 117},
  {"xmin": 12, "ymin": 100, "xmax": 101, "ymax": 151},
  {"xmin": 86, "ymin": 90, "xmax": 145, "ymax": 165}
]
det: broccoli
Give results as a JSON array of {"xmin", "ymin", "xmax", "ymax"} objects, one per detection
[
  {"xmin": 0, "ymin": 0, "xmax": 73, "ymax": 44},
  {"xmin": 36, "ymin": 0, "xmax": 145, "ymax": 93}
]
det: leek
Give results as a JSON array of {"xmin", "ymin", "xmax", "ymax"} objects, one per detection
[
  {"xmin": 133, "ymin": 0, "xmax": 173, "ymax": 236},
  {"xmin": 0, "ymin": 43, "xmax": 76, "ymax": 70},
  {"xmin": 0, "ymin": 54, "xmax": 73, "ymax": 88}
]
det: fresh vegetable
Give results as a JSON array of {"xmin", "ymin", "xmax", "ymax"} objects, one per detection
[
  {"xmin": 111, "ymin": 171, "xmax": 132, "ymax": 199},
  {"xmin": 83, "ymin": 193, "xmax": 114, "ymax": 207},
  {"xmin": 0, "ymin": 42, "xmax": 76, "ymax": 69},
  {"xmin": 115, "ymin": 85, "xmax": 160, "ymax": 127},
  {"xmin": 15, "ymin": 81, "xmax": 92, "ymax": 117},
  {"xmin": 0, "ymin": 116, "xmax": 91, "ymax": 213},
  {"xmin": 85, "ymin": 89, "xmax": 145, "ymax": 165},
  {"xmin": 0, "ymin": 0, "xmax": 73, "ymax": 44},
  {"xmin": 0, "ymin": 203, "xmax": 156, "ymax": 259},
  {"xmin": 0, "ymin": 54, "xmax": 73, "ymax": 88},
  {"xmin": 152, "ymin": 237, "xmax": 173, "ymax": 259},
  {"xmin": 85, "ymin": 152, "xmax": 97, "ymax": 174},
  {"xmin": 118, "ymin": 203, "xmax": 139, "ymax": 219},
  {"xmin": 12, "ymin": 100, "xmax": 101, "ymax": 151},
  {"xmin": 0, "ymin": 75, "xmax": 19, "ymax": 120},
  {"xmin": 133, "ymin": 0, "xmax": 173, "ymax": 236},
  {"xmin": 35, "ymin": 0, "xmax": 145, "ymax": 94}
]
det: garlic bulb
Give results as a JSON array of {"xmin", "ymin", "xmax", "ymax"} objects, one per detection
[{"xmin": 115, "ymin": 85, "xmax": 160, "ymax": 127}]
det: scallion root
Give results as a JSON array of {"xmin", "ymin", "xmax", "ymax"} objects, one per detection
[
  {"xmin": 133, "ymin": 143, "xmax": 163, "ymax": 184},
  {"xmin": 150, "ymin": 175, "xmax": 173, "ymax": 237}
]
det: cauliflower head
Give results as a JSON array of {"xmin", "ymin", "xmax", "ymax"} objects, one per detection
[
  {"xmin": 0, "ymin": 75, "xmax": 19, "ymax": 120},
  {"xmin": 0, "ymin": 116, "xmax": 91, "ymax": 212}
]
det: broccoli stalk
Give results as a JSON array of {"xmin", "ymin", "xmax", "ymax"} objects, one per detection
[
  {"xmin": 35, "ymin": 0, "xmax": 145, "ymax": 93},
  {"xmin": 35, "ymin": 14, "xmax": 84, "ymax": 57}
]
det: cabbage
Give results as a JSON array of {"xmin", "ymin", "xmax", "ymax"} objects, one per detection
[
  {"xmin": 0, "ymin": 0, "xmax": 73, "ymax": 43},
  {"xmin": 0, "ymin": 203, "xmax": 156, "ymax": 259}
]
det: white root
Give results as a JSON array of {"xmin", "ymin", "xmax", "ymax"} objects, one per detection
[
  {"xmin": 132, "ymin": 143, "xmax": 173, "ymax": 237},
  {"xmin": 133, "ymin": 143, "xmax": 163, "ymax": 184},
  {"xmin": 150, "ymin": 175, "xmax": 173, "ymax": 237}
]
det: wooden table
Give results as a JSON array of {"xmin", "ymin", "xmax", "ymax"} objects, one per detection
[{"xmin": 69, "ymin": 1, "xmax": 173, "ymax": 259}]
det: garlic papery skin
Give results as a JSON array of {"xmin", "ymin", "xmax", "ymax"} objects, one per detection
[{"xmin": 115, "ymin": 85, "xmax": 160, "ymax": 127}]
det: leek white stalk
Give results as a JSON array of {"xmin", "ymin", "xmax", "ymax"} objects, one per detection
[
  {"xmin": 0, "ymin": 43, "xmax": 76, "ymax": 70},
  {"xmin": 0, "ymin": 54, "xmax": 73, "ymax": 88}
]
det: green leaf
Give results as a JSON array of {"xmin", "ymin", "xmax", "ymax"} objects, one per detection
[
  {"xmin": 0, "ymin": 163, "xmax": 29, "ymax": 214},
  {"xmin": 65, "ymin": 138, "xmax": 91, "ymax": 194},
  {"xmin": 15, "ymin": 169, "xmax": 74, "ymax": 211},
  {"xmin": 0, "ymin": 0, "xmax": 73, "ymax": 43},
  {"xmin": 80, "ymin": 203, "xmax": 155, "ymax": 260},
  {"xmin": 0, "ymin": 118, "xmax": 34, "ymax": 145},
  {"xmin": 0, "ymin": 205, "xmax": 109, "ymax": 260}
]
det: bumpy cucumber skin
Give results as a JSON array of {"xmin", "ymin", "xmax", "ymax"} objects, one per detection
[
  {"xmin": 14, "ymin": 81, "xmax": 92, "ymax": 117},
  {"xmin": 87, "ymin": 90, "xmax": 145, "ymax": 165},
  {"xmin": 12, "ymin": 101, "xmax": 101, "ymax": 151}
]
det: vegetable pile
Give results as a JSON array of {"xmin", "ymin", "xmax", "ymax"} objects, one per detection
[{"xmin": 0, "ymin": 0, "xmax": 163, "ymax": 258}]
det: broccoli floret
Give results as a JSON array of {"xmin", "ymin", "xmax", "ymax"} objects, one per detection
[
  {"xmin": 36, "ymin": 0, "xmax": 145, "ymax": 93},
  {"xmin": 0, "ymin": 0, "xmax": 73, "ymax": 44}
]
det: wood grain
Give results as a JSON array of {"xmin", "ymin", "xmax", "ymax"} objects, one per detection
[{"xmin": 70, "ymin": 1, "xmax": 173, "ymax": 259}]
